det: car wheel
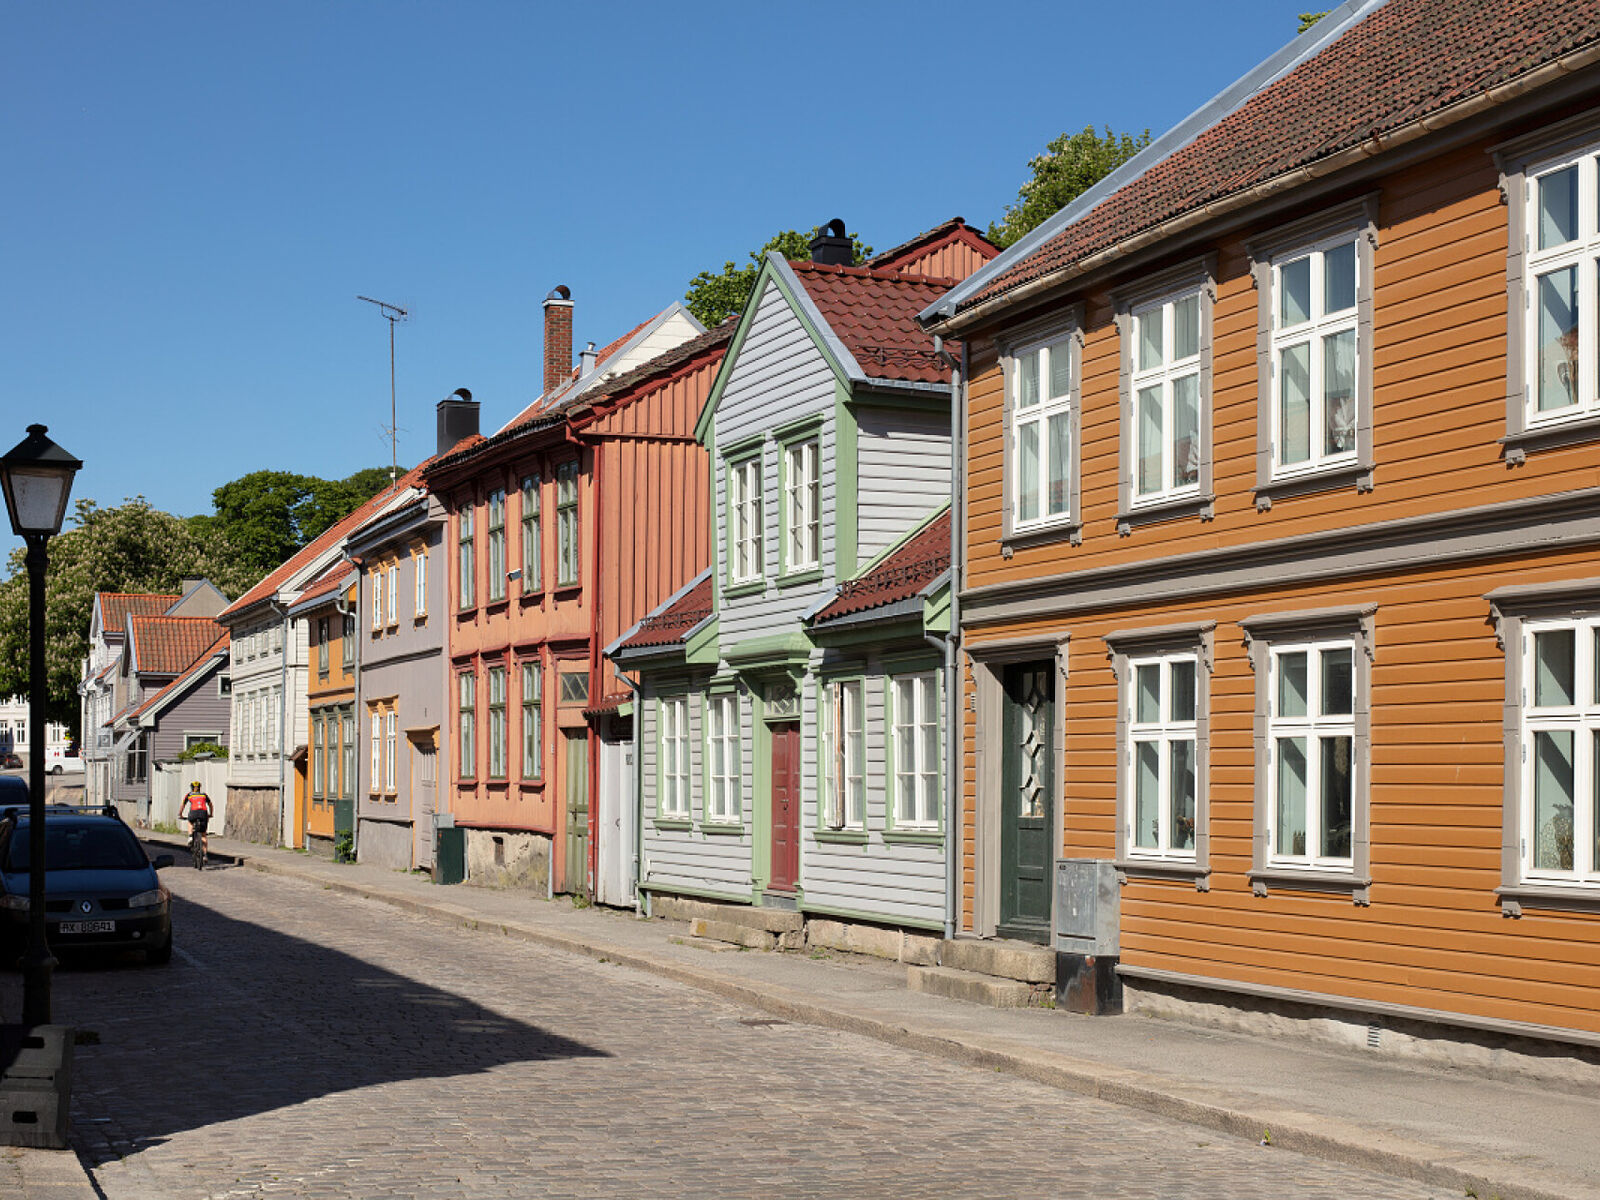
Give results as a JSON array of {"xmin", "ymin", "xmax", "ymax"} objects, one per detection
[
  {"xmin": 50, "ymin": 765, "xmax": 62, "ymax": 776},
  {"xmin": 146, "ymin": 936, "xmax": 173, "ymax": 965}
]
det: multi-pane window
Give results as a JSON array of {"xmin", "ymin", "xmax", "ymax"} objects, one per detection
[
  {"xmin": 385, "ymin": 563, "xmax": 398, "ymax": 625},
  {"xmin": 342, "ymin": 614, "xmax": 354, "ymax": 667},
  {"xmin": 486, "ymin": 489, "xmax": 507, "ymax": 602},
  {"xmin": 458, "ymin": 506, "xmax": 475, "ymax": 608},
  {"xmin": 1011, "ymin": 335, "xmax": 1074, "ymax": 528},
  {"xmin": 521, "ymin": 475, "xmax": 541, "ymax": 592},
  {"xmin": 1521, "ymin": 620, "xmax": 1600, "ymax": 885},
  {"xmin": 1526, "ymin": 149, "xmax": 1599, "ymax": 420},
  {"xmin": 521, "ymin": 663, "xmax": 542, "ymax": 780},
  {"xmin": 559, "ymin": 669, "xmax": 589, "ymax": 705},
  {"xmin": 371, "ymin": 569, "xmax": 384, "ymax": 630},
  {"xmin": 820, "ymin": 679, "xmax": 864, "ymax": 831},
  {"xmin": 458, "ymin": 672, "xmax": 476, "ymax": 778},
  {"xmin": 1127, "ymin": 654, "xmax": 1198, "ymax": 857},
  {"xmin": 659, "ymin": 695, "xmax": 690, "ymax": 819},
  {"xmin": 269, "ymin": 687, "xmax": 281, "ymax": 757},
  {"xmin": 1271, "ymin": 237, "xmax": 1359, "ymax": 474},
  {"xmin": 1268, "ymin": 640, "xmax": 1355, "ymax": 867},
  {"xmin": 705, "ymin": 694, "xmax": 739, "ymax": 824},
  {"xmin": 487, "ymin": 665, "xmax": 507, "ymax": 779},
  {"xmin": 384, "ymin": 710, "xmax": 398, "ymax": 793},
  {"xmin": 556, "ymin": 462, "xmax": 579, "ymax": 586},
  {"xmin": 414, "ymin": 549, "xmax": 428, "ymax": 617},
  {"xmin": 370, "ymin": 711, "xmax": 382, "ymax": 791},
  {"xmin": 892, "ymin": 673, "xmax": 939, "ymax": 829},
  {"xmin": 1131, "ymin": 292, "xmax": 1202, "ymax": 503},
  {"xmin": 313, "ymin": 716, "xmax": 327, "ymax": 797},
  {"xmin": 784, "ymin": 438, "xmax": 820, "ymax": 573},
  {"xmin": 341, "ymin": 709, "xmax": 355, "ymax": 799},
  {"xmin": 728, "ymin": 457, "xmax": 763, "ymax": 583},
  {"xmin": 317, "ymin": 618, "xmax": 329, "ymax": 675}
]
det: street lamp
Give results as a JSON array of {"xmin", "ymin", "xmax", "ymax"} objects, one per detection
[{"xmin": 0, "ymin": 424, "xmax": 82, "ymax": 1028}]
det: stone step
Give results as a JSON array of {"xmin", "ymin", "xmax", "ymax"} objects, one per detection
[
  {"xmin": 907, "ymin": 965, "xmax": 1049, "ymax": 1009},
  {"xmin": 653, "ymin": 894, "xmax": 804, "ymax": 934},
  {"xmin": 940, "ymin": 937, "xmax": 1056, "ymax": 984},
  {"xmin": 689, "ymin": 918, "xmax": 775, "ymax": 950}
]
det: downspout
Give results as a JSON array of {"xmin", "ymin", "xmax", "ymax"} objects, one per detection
[
  {"xmin": 336, "ymin": 550, "xmax": 362, "ymax": 861},
  {"xmin": 268, "ymin": 600, "xmax": 290, "ymax": 848},
  {"xmin": 611, "ymin": 658, "xmax": 645, "ymax": 915},
  {"xmin": 930, "ymin": 335, "xmax": 966, "ymax": 941},
  {"xmin": 569, "ymin": 422, "xmax": 604, "ymax": 900}
]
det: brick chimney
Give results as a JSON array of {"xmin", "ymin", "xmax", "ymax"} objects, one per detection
[{"xmin": 543, "ymin": 285, "xmax": 574, "ymax": 398}]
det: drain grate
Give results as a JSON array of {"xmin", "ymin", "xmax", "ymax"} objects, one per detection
[{"xmin": 1367, "ymin": 1021, "xmax": 1383, "ymax": 1048}]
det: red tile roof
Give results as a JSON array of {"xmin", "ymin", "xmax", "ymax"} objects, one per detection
[
  {"xmin": 865, "ymin": 218, "xmax": 999, "ymax": 274},
  {"xmin": 126, "ymin": 632, "xmax": 229, "ymax": 722},
  {"xmin": 959, "ymin": 0, "xmax": 1600, "ymax": 314},
  {"xmin": 615, "ymin": 573, "xmax": 713, "ymax": 652},
  {"xmin": 789, "ymin": 262, "xmax": 959, "ymax": 385},
  {"xmin": 127, "ymin": 615, "xmax": 227, "ymax": 676},
  {"xmin": 811, "ymin": 510, "xmax": 950, "ymax": 625},
  {"xmin": 293, "ymin": 561, "xmax": 356, "ymax": 609},
  {"xmin": 97, "ymin": 592, "xmax": 180, "ymax": 635}
]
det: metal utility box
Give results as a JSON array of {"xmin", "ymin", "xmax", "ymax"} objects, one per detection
[
  {"xmin": 1053, "ymin": 859, "xmax": 1120, "ymax": 956},
  {"xmin": 434, "ymin": 813, "xmax": 465, "ymax": 886},
  {"xmin": 0, "ymin": 1024, "xmax": 74, "ymax": 1149}
]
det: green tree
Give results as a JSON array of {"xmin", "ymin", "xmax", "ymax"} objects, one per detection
[
  {"xmin": 196, "ymin": 466, "xmax": 395, "ymax": 580},
  {"xmin": 684, "ymin": 226, "xmax": 873, "ymax": 326},
  {"xmin": 987, "ymin": 126, "xmax": 1152, "ymax": 249},
  {"xmin": 0, "ymin": 497, "xmax": 256, "ymax": 730},
  {"xmin": 1298, "ymin": 11, "xmax": 1328, "ymax": 32}
]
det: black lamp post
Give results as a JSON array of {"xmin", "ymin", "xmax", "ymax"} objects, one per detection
[{"xmin": 0, "ymin": 424, "xmax": 82, "ymax": 1028}]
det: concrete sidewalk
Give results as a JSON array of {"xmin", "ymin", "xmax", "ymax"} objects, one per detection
[{"xmin": 139, "ymin": 832, "xmax": 1598, "ymax": 1200}]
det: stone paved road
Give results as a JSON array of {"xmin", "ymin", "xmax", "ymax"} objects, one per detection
[{"xmin": 1, "ymin": 861, "xmax": 1442, "ymax": 1199}]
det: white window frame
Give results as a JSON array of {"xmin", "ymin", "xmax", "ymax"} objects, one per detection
[
  {"xmin": 658, "ymin": 695, "xmax": 690, "ymax": 820},
  {"xmin": 385, "ymin": 562, "xmax": 398, "ymax": 625},
  {"xmin": 890, "ymin": 672, "xmax": 939, "ymax": 830},
  {"xmin": 486, "ymin": 489, "xmax": 507, "ymax": 602},
  {"xmin": 487, "ymin": 665, "xmax": 507, "ymax": 780},
  {"xmin": 1123, "ymin": 652, "xmax": 1200, "ymax": 860},
  {"xmin": 705, "ymin": 693, "xmax": 740, "ymax": 825},
  {"xmin": 371, "ymin": 567, "xmax": 384, "ymax": 631},
  {"xmin": 384, "ymin": 710, "xmax": 398, "ymax": 794},
  {"xmin": 1266, "ymin": 638, "xmax": 1357, "ymax": 871},
  {"xmin": 1522, "ymin": 146, "xmax": 1599, "ymax": 426},
  {"xmin": 1519, "ymin": 617, "xmax": 1600, "ymax": 887},
  {"xmin": 727, "ymin": 455, "xmax": 764, "ymax": 585},
  {"xmin": 783, "ymin": 437, "xmax": 819, "ymax": 574},
  {"xmin": 414, "ymin": 548, "xmax": 428, "ymax": 617},
  {"xmin": 820, "ymin": 678, "xmax": 864, "ymax": 832},
  {"xmin": 1129, "ymin": 289, "xmax": 1204, "ymax": 506},
  {"xmin": 1007, "ymin": 331, "xmax": 1077, "ymax": 533},
  {"xmin": 1267, "ymin": 233, "xmax": 1361, "ymax": 478},
  {"xmin": 370, "ymin": 710, "xmax": 382, "ymax": 792}
]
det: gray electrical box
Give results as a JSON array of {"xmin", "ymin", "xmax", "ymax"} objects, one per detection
[{"xmin": 1054, "ymin": 859, "xmax": 1120, "ymax": 956}]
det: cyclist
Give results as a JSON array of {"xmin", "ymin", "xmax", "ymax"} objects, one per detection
[{"xmin": 179, "ymin": 781, "xmax": 213, "ymax": 867}]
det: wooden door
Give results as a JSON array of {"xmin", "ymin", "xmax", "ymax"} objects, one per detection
[
  {"xmin": 769, "ymin": 721, "xmax": 800, "ymax": 893},
  {"xmin": 1000, "ymin": 662, "xmax": 1054, "ymax": 943},
  {"xmin": 563, "ymin": 730, "xmax": 590, "ymax": 896},
  {"xmin": 414, "ymin": 744, "xmax": 436, "ymax": 869}
]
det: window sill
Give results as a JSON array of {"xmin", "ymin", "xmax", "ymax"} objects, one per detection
[
  {"xmin": 1249, "ymin": 866, "xmax": 1370, "ymax": 905},
  {"xmin": 652, "ymin": 818, "xmax": 693, "ymax": 831},
  {"xmin": 723, "ymin": 580, "xmax": 766, "ymax": 599},
  {"xmin": 483, "ymin": 598, "xmax": 509, "ymax": 612},
  {"xmin": 553, "ymin": 581, "xmax": 581, "ymax": 596},
  {"xmin": 1501, "ymin": 413, "xmax": 1600, "ymax": 464},
  {"xmin": 882, "ymin": 829, "xmax": 942, "ymax": 845},
  {"xmin": 776, "ymin": 567, "xmax": 824, "ymax": 589},
  {"xmin": 1115, "ymin": 857, "xmax": 1211, "ymax": 891},
  {"xmin": 1495, "ymin": 883, "xmax": 1600, "ymax": 916},
  {"xmin": 1002, "ymin": 519, "xmax": 1083, "ymax": 557},
  {"xmin": 699, "ymin": 821, "xmax": 745, "ymax": 836},
  {"xmin": 814, "ymin": 828, "xmax": 868, "ymax": 844},
  {"xmin": 1116, "ymin": 493, "xmax": 1215, "ymax": 536},
  {"xmin": 517, "ymin": 590, "xmax": 544, "ymax": 606},
  {"xmin": 518, "ymin": 778, "xmax": 545, "ymax": 790},
  {"xmin": 1253, "ymin": 462, "xmax": 1373, "ymax": 510}
]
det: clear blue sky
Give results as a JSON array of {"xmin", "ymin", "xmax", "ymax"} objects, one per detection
[{"xmin": 1, "ymin": 1, "xmax": 1306, "ymax": 564}]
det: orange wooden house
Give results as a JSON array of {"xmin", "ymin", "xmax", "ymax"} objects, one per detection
[
  {"xmin": 424, "ymin": 293, "xmax": 732, "ymax": 901},
  {"xmin": 919, "ymin": 0, "xmax": 1600, "ymax": 1054},
  {"xmin": 286, "ymin": 563, "xmax": 358, "ymax": 854}
]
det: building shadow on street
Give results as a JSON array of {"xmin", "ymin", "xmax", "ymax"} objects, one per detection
[{"xmin": 0, "ymin": 888, "xmax": 608, "ymax": 1167}]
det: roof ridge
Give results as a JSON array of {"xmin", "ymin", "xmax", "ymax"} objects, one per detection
[{"xmin": 789, "ymin": 259, "xmax": 962, "ymax": 288}]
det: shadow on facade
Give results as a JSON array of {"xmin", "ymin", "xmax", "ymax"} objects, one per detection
[{"xmin": 0, "ymin": 887, "xmax": 607, "ymax": 1166}]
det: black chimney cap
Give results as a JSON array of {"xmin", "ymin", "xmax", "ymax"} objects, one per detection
[{"xmin": 809, "ymin": 219, "xmax": 853, "ymax": 267}]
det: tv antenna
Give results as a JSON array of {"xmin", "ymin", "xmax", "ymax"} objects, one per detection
[{"xmin": 358, "ymin": 295, "xmax": 409, "ymax": 485}]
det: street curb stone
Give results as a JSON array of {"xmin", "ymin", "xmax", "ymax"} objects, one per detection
[{"xmin": 210, "ymin": 846, "xmax": 1589, "ymax": 1200}]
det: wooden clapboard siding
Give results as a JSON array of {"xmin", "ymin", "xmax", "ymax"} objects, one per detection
[{"xmin": 856, "ymin": 405, "xmax": 951, "ymax": 564}]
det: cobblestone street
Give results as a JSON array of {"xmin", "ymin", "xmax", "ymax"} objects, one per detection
[{"xmin": 2, "ymin": 861, "xmax": 1440, "ymax": 1199}]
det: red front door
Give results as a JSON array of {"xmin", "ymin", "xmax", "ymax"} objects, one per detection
[{"xmin": 769, "ymin": 722, "xmax": 800, "ymax": 892}]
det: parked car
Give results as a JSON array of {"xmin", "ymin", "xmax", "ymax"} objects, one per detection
[
  {"xmin": 0, "ymin": 752, "xmax": 20, "ymax": 770},
  {"xmin": 0, "ymin": 799, "xmax": 173, "ymax": 964}
]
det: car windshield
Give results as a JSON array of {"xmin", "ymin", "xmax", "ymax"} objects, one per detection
[{"xmin": 5, "ymin": 824, "xmax": 148, "ymax": 872}]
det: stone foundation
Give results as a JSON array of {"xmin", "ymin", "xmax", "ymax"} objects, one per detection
[
  {"xmin": 645, "ymin": 894, "xmax": 940, "ymax": 964},
  {"xmin": 806, "ymin": 918, "xmax": 940, "ymax": 965},
  {"xmin": 464, "ymin": 829, "xmax": 550, "ymax": 893},
  {"xmin": 224, "ymin": 786, "xmax": 280, "ymax": 846},
  {"xmin": 1123, "ymin": 976, "xmax": 1600, "ymax": 1087},
  {"xmin": 357, "ymin": 819, "xmax": 413, "ymax": 871}
]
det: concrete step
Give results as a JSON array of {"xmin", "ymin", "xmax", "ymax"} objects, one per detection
[
  {"xmin": 653, "ymin": 894, "xmax": 804, "ymax": 934},
  {"xmin": 907, "ymin": 965, "xmax": 1050, "ymax": 1009},
  {"xmin": 940, "ymin": 937, "xmax": 1056, "ymax": 984},
  {"xmin": 689, "ymin": 918, "xmax": 775, "ymax": 950}
]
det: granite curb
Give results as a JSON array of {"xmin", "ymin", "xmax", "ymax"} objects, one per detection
[{"xmin": 132, "ymin": 834, "xmax": 1592, "ymax": 1200}]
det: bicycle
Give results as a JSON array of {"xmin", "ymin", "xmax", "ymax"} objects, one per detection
[{"xmin": 189, "ymin": 821, "xmax": 207, "ymax": 870}]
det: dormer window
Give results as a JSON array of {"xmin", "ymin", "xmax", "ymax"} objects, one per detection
[{"xmin": 728, "ymin": 455, "xmax": 764, "ymax": 585}]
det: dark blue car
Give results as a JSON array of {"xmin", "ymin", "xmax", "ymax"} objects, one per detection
[{"xmin": 0, "ymin": 796, "xmax": 173, "ymax": 965}]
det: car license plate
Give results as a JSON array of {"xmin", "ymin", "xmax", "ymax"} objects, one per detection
[{"xmin": 57, "ymin": 920, "xmax": 115, "ymax": 934}]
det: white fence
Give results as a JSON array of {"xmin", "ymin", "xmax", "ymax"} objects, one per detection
[{"xmin": 149, "ymin": 760, "xmax": 230, "ymax": 832}]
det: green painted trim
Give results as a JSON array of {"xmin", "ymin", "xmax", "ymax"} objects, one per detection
[
  {"xmin": 751, "ymin": 693, "xmax": 771, "ymax": 894},
  {"xmin": 881, "ymin": 649, "xmax": 941, "ymax": 673},
  {"xmin": 814, "ymin": 672, "xmax": 866, "ymax": 832},
  {"xmin": 642, "ymin": 882, "xmax": 753, "ymax": 905},
  {"xmin": 852, "ymin": 502, "xmax": 952, "ymax": 581},
  {"xmin": 844, "ymin": 390, "xmax": 949, "ymax": 414},
  {"xmin": 883, "ymin": 668, "xmax": 946, "ymax": 837},
  {"xmin": 773, "ymin": 413, "xmax": 825, "ymax": 443},
  {"xmin": 722, "ymin": 580, "xmax": 766, "ymax": 600},
  {"xmin": 924, "ymin": 583, "xmax": 952, "ymax": 634},
  {"xmin": 814, "ymin": 829, "xmax": 869, "ymax": 845},
  {"xmin": 776, "ymin": 567, "xmax": 824, "ymax": 590},
  {"xmin": 720, "ymin": 431, "xmax": 766, "ymax": 459},
  {"xmin": 798, "ymin": 900, "xmax": 944, "ymax": 934},
  {"xmin": 684, "ymin": 617, "xmax": 719, "ymax": 665},
  {"xmin": 698, "ymin": 822, "xmax": 745, "ymax": 836},
  {"xmin": 809, "ymin": 617, "xmax": 922, "ymax": 649},
  {"xmin": 615, "ymin": 700, "xmax": 634, "ymax": 718},
  {"xmin": 724, "ymin": 631, "xmax": 813, "ymax": 670},
  {"xmin": 881, "ymin": 830, "xmax": 944, "ymax": 846},
  {"xmin": 833, "ymin": 381, "xmax": 858, "ymax": 580},
  {"xmin": 652, "ymin": 819, "xmax": 693, "ymax": 832}
]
